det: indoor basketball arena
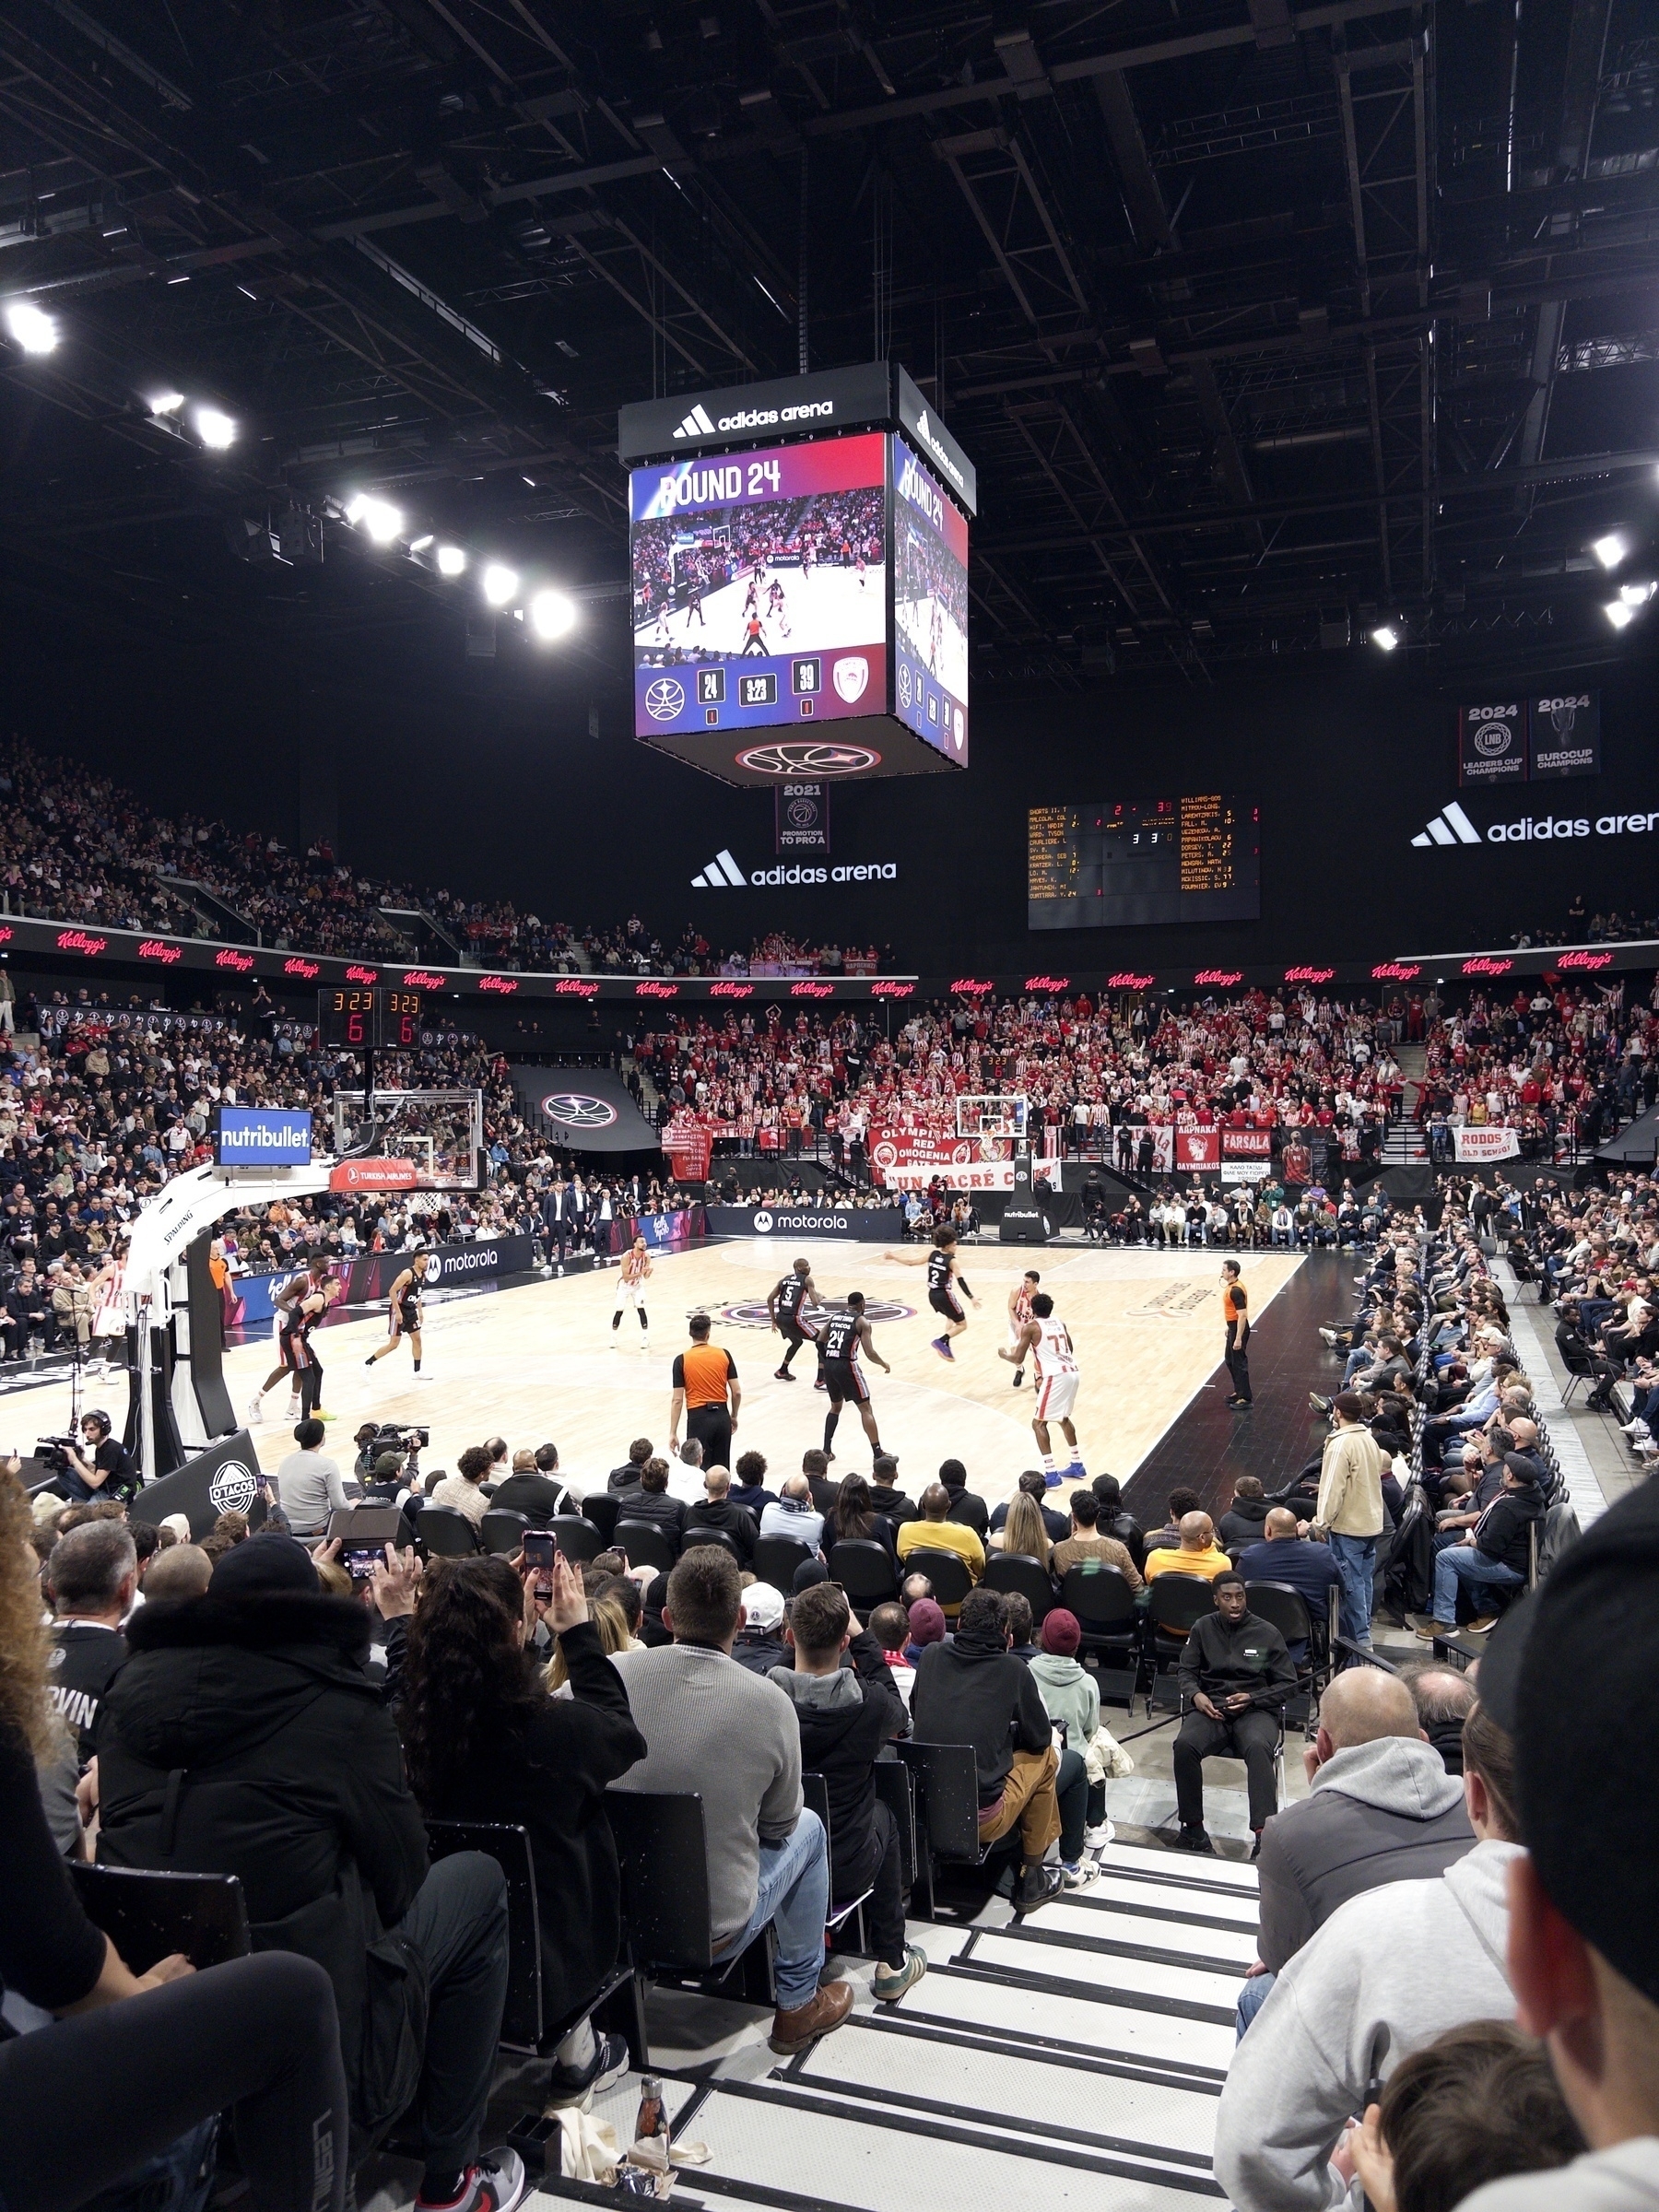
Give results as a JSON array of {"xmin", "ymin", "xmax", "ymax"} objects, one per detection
[{"xmin": 2, "ymin": 4, "xmax": 1657, "ymax": 2209}]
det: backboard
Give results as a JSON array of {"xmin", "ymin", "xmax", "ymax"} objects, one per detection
[
  {"xmin": 331, "ymin": 1088, "xmax": 483, "ymax": 1192},
  {"xmin": 955, "ymin": 1095, "xmax": 1028, "ymax": 1139}
]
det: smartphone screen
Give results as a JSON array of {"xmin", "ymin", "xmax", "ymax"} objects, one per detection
[
  {"xmin": 345, "ymin": 1545, "xmax": 381, "ymax": 1583},
  {"xmin": 522, "ymin": 1531, "xmax": 557, "ymax": 1570}
]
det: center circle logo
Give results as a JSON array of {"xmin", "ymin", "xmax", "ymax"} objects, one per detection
[
  {"xmin": 735, "ymin": 741, "xmax": 881, "ymax": 777},
  {"xmin": 644, "ymin": 677, "xmax": 685, "ymax": 722},
  {"xmin": 209, "ymin": 1459, "xmax": 258, "ymax": 1517},
  {"xmin": 721, "ymin": 1297, "xmax": 915, "ymax": 1329},
  {"xmin": 538, "ymin": 1092, "xmax": 618, "ymax": 1130},
  {"xmin": 1473, "ymin": 720, "xmax": 1512, "ymax": 757}
]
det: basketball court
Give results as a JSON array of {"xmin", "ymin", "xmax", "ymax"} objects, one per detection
[{"xmin": 17, "ymin": 1241, "xmax": 1302, "ymax": 1506}]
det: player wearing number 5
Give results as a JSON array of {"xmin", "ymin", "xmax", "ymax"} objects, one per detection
[
  {"xmin": 364, "ymin": 1249, "xmax": 432, "ymax": 1380},
  {"xmin": 1000, "ymin": 1293, "xmax": 1085, "ymax": 1488},
  {"xmin": 1220, "ymin": 1259, "xmax": 1252, "ymax": 1408},
  {"xmin": 883, "ymin": 1227, "xmax": 980, "ymax": 1362}
]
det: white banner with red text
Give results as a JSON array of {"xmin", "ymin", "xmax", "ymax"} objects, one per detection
[{"xmin": 1452, "ymin": 1125, "xmax": 1522, "ymax": 1162}]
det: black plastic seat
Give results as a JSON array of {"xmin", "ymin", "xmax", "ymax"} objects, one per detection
[
  {"xmin": 1059, "ymin": 1563, "xmax": 1142, "ymax": 1706},
  {"xmin": 479, "ymin": 1509, "xmax": 527, "ymax": 1557},
  {"xmin": 753, "ymin": 1534, "xmax": 814, "ymax": 1589},
  {"xmin": 681, "ymin": 1525, "xmax": 743, "ymax": 1559},
  {"xmin": 984, "ymin": 1550, "xmax": 1055, "ymax": 1623},
  {"xmin": 828, "ymin": 1538, "xmax": 900, "ymax": 1617},
  {"xmin": 418, "ymin": 1506, "xmax": 478, "ymax": 1558},
  {"xmin": 1146, "ymin": 1571, "xmax": 1218, "ymax": 1711},
  {"xmin": 898, "ymin": 1546, "xmax": 973, "ymax": 1612},
  {"xmin": 549, "ymin": 1514, "xmax": 604, "ymax": 1562},
  {"xmin": 613, "ymin": 1519, "xmax": 677, "ymax": 1573},
  {"xmin": 582, "ymin": 1493, "xmax": 620, "ymax": 1543},
  {"xmin": 73, "ymin": 1865, "xmax": 249, "ymax": 1973}
]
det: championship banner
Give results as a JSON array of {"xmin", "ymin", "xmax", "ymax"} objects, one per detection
[
  {"xmin": 1172, "ymin": 1129, "xmax": 1220, "ymax": 1171},
  {"xmin": 1222, "ymin": 1129, "xmax": 1273, "ymax": 1159},
  {"xmin": 775, "ymin": 781, "xmax": 830, "ymax": 854},
  {"xmin": 705, "ymin": 1204, "xmax": 906, "ymax": 1241},
  {"xmin": 1453, "ymin": 1125, "xmax": 1521, "ymax": 1162},
  {"xmin": 1528, "ymin": 690, "xmax": 1600, "ymax": 782},
  {"xmin": 1459, "ymin": 700, "xmax": 1527, "ymax": 786}
]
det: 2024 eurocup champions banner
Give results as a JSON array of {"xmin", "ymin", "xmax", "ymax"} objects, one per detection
[{"xmin": 629, "ymin": 433, "xmax": 888, "ymax": 740}]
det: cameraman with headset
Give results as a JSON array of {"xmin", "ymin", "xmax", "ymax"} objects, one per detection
[{"xmin": 55, "ymin": 1409, "xmax": 137, "ymax": 1506}]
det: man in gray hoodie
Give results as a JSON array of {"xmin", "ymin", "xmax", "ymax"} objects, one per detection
[
  {"xmin": 1213, "ymin": 1695, "xmax": 1521, "ymax": 2212},
  {"xmin": 1236, "ymin": 1666, "xmax": 1475, "ymax": 2030}
]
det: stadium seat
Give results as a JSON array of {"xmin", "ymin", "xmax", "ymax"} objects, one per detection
[
  {"xmin": 417, "ymin": 1506, "xmax": 478, "ymax": 1558},
  {"xmin": 895, "ymin": 1739, "xmax": 1017, "ymax": 1920},
  {"xmin": 753, "ymin": 1534, "xmax": 815, "ymax": 1588},
  {"xmin": 828, "ymin": 1537, "xmax": 900, "ymax": 1617},
  {"xmin": 899, "ymin": 1547, "xmax": 974, "ymax": 1612},
  {"xmin": 1242, "ymin": 1579, "xmax": 1331, "ymax": 1733},
  {"xmin": 613, "ymin": 1519, "xmax": 677, "ymax": 1573},
  {"xmin": 1059, "ymin": 1564, "xmax": 1141, "ymax": 1706},
  {"xmin": 606, "ymin": 1788, "xmax": 775, "ymax": 2008},
  {"xmin": 801, "ymin": 1771, "xmax": 874, "ymax": 1953},
  {"xmin": 479, "ymin": 1509, "xmax": 528, "ymax": 1556},
  {"xmin": 582, "ymin": 1493, "xmax": 620, "ymax": 1543},
  {"xmin": 681, "ymin": 1525, "xmax": 744, "ymax": 1559},
  {"xmin": 984, "ymin": 1550, "xmax": 1055, "ymax": 1624},
  {"xmin": 549, "ymin": 1513, "xmax": 604, "ymax": 1562},
  {"xmin": 1146, "ymin": 1572, "xmax": 1218, "ymax": 1712},
  {"xmin": 71, "ymin": 1864, "xmax": 249, "ymax": 1973}
]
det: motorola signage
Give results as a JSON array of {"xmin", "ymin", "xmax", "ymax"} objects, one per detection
[{"xmin": 1458, "ymin": 692, "xmax": 1600, "ymax": 786}]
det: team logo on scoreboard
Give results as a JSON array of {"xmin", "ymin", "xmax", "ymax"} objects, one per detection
[
  {"xmin": 538, "ymin": 1092, "xmax": 619, "ymax": 1130},
  {"xmin": 831, "ymin": 655, "xmax": 869, "ymax": 703},
  {"xmin": 736, "ymin": 741, "xmax": 880, "ymax": 777},
  {"xmin": 644, "ymin": 677, "xmax": 686, "ymax": 722},
  {"xmin": 897, "ymin": 665, "xmax": 912, "ymax": 708}
]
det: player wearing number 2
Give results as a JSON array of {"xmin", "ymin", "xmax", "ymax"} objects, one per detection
[
  {"xmin": 1000, "ymin": 1293, "xmax": 1084, "ymax": 1488},
  {"xmin": 364, "ymin": 1249, "xmax": 432, "ymax": 1380}
]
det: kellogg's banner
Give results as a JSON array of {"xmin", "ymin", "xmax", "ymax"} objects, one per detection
[{"xmin": 1453, "ymin": 1126, "xmax": 1522, "ymax": 1162}]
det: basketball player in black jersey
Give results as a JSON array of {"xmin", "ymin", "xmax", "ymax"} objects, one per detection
[
  {"xmin": 767, "ymin": 1256, "xmax": 822, "ymax": 1381},
  {"xmin": 364, "ymin": 1249, "xmax": 432, "ymax": 1378},
  {"xmin": 686, "ymin": 582, "xmax": 705, "ymax": 628},
  {"xmin": 819, "ymin": 1292, "xmax": 889, "ymax": 1465},
  {"xmin": 885, "ymin": 1226, "xmax": 980, "ymax": 1361}
]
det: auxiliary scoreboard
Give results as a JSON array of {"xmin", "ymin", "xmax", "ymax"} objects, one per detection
[
  {"xmin": 316, "ymin": 987, "xmax": 423, "ymax": 1049},
  {"xmin": 620, "ymin": 362, "xmax": 974, "ymax": 787},
  {"xmin": 1029, "ymin": 796, "xmax": 1261, "ymax": 929}
]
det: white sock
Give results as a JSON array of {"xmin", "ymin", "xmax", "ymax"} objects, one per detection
[{"xmin": 1041, "ymin": 1452, "xmax": 1056, "ymax": 1477}]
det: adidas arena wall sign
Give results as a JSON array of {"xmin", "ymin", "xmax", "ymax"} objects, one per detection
[
  {"xmin": 691, "ymin": 848, "xmax": 899, "ymax": 888},
  {"xmin": 1412, "ymin": 800, "xmax": 1659, "ymax": 848}
]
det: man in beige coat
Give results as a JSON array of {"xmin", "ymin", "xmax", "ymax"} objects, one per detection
[{"xmin": 1311, "ymin": 1391, "xmax": 1385, "ymax": 1652}]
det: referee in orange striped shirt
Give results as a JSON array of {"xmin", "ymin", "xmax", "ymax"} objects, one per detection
[{"xmin": 668, "ymin": 1312, "xmax": 741, "ymax": 1469}]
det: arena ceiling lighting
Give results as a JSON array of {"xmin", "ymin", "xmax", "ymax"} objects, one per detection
[
  {"xmin": 148, "ymin": 392, "xmax": 184, "ymax": 416},
  {"xmin": 5, "ymin": 300, "xmax": 58, "ymax": 355},
  {"xmin": 1371, "ymin": 624, "xmax": 1400, "ymax": 651},
  {"xmin": 194, "ymin": 406, "xmax": 237, "ymax": 449},
  {"xmin": 1606, "ymin": 600, "xmax": 1636, "ymax": 629},
  {"xmin": 481, "ymin": 561, "xmax": 518, "ymax": 606},
  {"xmin": 345, "ymin": 493, "xmax": 403, "ymax": 545},
  {"xmin": 437, "ymin": 545, "xmax": 467, "ymax": 577},
  {"xmin": 1619, "ymin": 580, "xmax": 1656, "ymax": 605},
  {"xmin": 528, "ymin": 587, "xmax": 577, "ymax": 641},
  {"xmin": 1591, "ymin": 533, "xmax": 1629, "ymax": 570}
]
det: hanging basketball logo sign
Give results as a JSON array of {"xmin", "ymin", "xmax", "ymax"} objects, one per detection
[{"xmin": 539, "ymin": 1092, "xmax": 619, "ymax": 1130}]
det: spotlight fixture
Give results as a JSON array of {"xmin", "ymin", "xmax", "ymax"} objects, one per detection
[
  {"xmin": 437, "ymin": 545, "xmax": 467, "ymax": 577},
  {"xmin": 1591, "ymin": 533, "xmax": 1628, "ymax": 570},
  {"xmin": 148, "ymin": 392, "xmax": 185, "ymax": 415},
  {"xmin": 1619, "ymin": 580, "xmax": 1656, "ymax": 606},
  {"xmin": 5, "ymin": 300, "xmax": 58, "ymax": 355},
  {"xmin": 1606, "ymin": 601, "xmax": 1636, "ymax": 629},
  {"xmin": 195, "ymin": 406, "xmax": 237, "ymax": 449},
  {"xmin": 529, "ymin": 588, "xmax": 576, "ymax": 640},
  {"xmin": 408, "ymin": 534, "xmax": 434, "ymax": 553},
  {"xmin": 481, "ymin": 562, "xmax": 518, "ymax": 606},
  {"xmin": 344, "ymin": 494, "xmax": 402, "ymax": 544},
  {"xmin": 1371, "ymin": 624, "xmax": 1400, "ymax": 651}
]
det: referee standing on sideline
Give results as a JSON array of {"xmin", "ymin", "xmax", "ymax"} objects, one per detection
[
  {"xmin": 668, "ymin": 1312, "xmax": 740, "ymax": 1469},
  {"xmin": 1221, "ymin": 1259, "xmax": 1253, "ymax": 1408}
]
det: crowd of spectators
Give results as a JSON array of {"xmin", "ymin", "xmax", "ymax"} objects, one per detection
[
  {"xmin": 1416, "ymin": 980, "xmax": 1659, "ymax": 1159},
  {"xmin": 1507, "ymin": 892, "xmax": 1659, "ymax": 947}
]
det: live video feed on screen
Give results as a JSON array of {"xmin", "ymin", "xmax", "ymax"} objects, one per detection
[
  {"xmin": 1029, "ymin": 795, "xmax": 1261, "ymax": 928},
  {"xmin": 629, "ymin": 433, "xmax": 888, "ymax": 739},
  {"xmin": 891, "ymin": 433, "xmax": 969, "ymax": 764}
]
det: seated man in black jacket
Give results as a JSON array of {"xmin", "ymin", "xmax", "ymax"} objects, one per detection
[
  {"xmin": 868, "ymin": 1453, "xmax": 918, "ymax": 1529},
  {"xmin": 487, "ymin": 1442, "xmax": 577, "ymax": 1526},
  {"xmin": 684, "ymin": 1464, "xmax": 757, "ymax": 1563},
  {"xmin": 613, "ymin": 1456, "xmax": 687, "ymax": 1556},
  {"xmin": 94, "ymin": 1532, "xmax": 526, "ymax": 2212},
  {"xmin": 771, "ymin": 1581, "xmax": 925, "ymax": 2001},
  {"xmin": 910, "ymin": 1587, "xmax": 1069, "ymax": 1909},
  {"xmin": 729, "ymin": 1448, "xmax": 777, "ymax": 1520},
  {"xmin": 1090, "ymin": 1473, "xmax": 1145, "ymax": 1570},
  {"xmin": 606, "ymin": 1437, "xmax": 653, "ymax": 1493},
  {"xmin": 938, "ymin": 1457, "xmax": 988, "ymax": 1537},
  {"xmin": 1172, "ymin": 1571, "xmax": 1296, "ymax": 1855}
]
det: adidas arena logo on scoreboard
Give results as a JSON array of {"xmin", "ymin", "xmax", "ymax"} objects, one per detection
[
  {"xmin": 1412, "ymin": 799, "xmax": 1659, "ymax": 848},
  {"xmin": 691, "ymin": 847, "xmax": 898, "ymax": 888}
]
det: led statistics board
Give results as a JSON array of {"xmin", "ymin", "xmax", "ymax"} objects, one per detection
[
  {"xmin": 631, "ymin": 432, "xmax": 888, "ymax": 740},
  {"xmin": 1029, "ymin": 796, "xmax": 1261, "ymax": 929},
  {"xmin": 891, "ymin": 433, "xmax": 969, "ymax": 764}
]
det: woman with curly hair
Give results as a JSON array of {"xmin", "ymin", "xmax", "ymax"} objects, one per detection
[
  {"xmin": 397, "ymin": 1549, "xmax": 645, "ymax": 2106},
  {"xmin": 0, "ymin": 1464, "xmax": 350, "ymax": 2212}
]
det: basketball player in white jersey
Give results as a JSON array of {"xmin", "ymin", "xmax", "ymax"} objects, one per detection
[
  {"xmin": 1006, "ymin": 1269, "xmax": 1040, "ymax": 1387},
  {"xmin": 611, "ymin": 1234, "xmax": 652, "ymax": 1351},
  {"xmin": 1000, "ymin": 1291, "xmax": 1083, "ymax": 1487},
  {"xmin": 364, "ymin": 1249, "xmax": 432, "ymax": 1379}
]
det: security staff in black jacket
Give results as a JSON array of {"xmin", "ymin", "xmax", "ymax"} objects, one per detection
[{"xmin": 1174, "ymin": 1572, "xmax": 1296, "ymax": 1854}]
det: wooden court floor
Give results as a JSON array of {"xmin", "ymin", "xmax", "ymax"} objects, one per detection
[{"xmin": 17, "ymin": 1241, "xmax": 1304, "ymax": 1511}]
